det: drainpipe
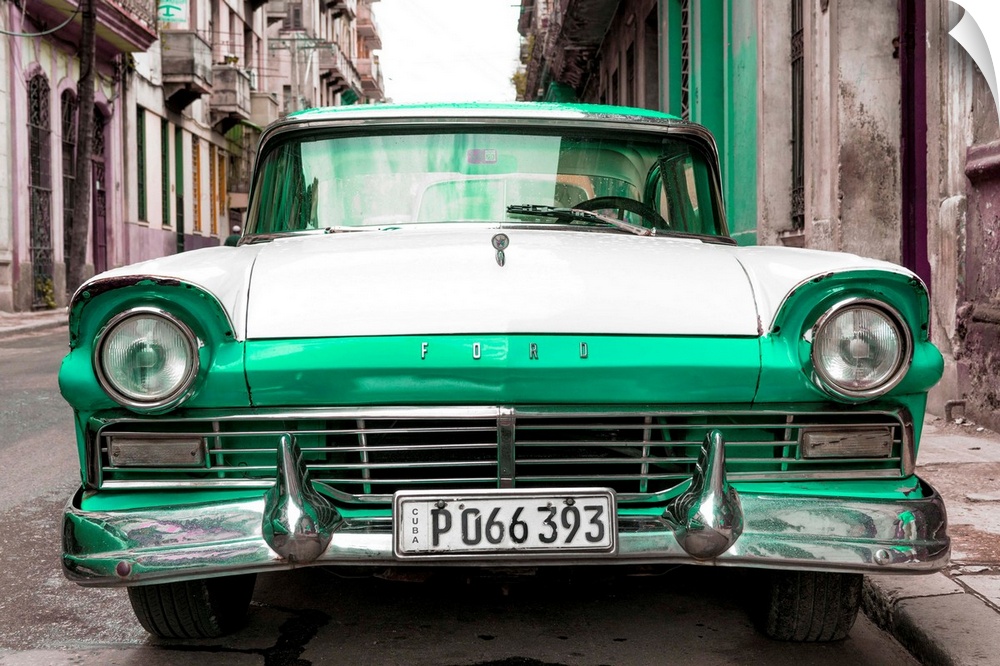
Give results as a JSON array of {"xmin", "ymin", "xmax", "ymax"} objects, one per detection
[{"xmin": 899, "ymin": 0, "xmax": 930, "ymax": 290}]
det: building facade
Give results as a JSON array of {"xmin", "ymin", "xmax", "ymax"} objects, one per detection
[
  {"xmin": 518, "ymin": 0, "xmax": 1000, "ymax": 428},
  {"xmin": 268, "ymin": 0, "xmax": 384, "ymax": 114},
  {"xmin": 0, "ymin": 0, "xmax": 385, "ymax": 312},
  {"xmin": 1, "ymin": 0, "xmax": 158, "ymax": 311}
]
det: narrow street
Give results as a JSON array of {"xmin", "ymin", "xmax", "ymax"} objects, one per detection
[{"xmin": 0, "ymin": 329, "xmax": 919, "ymax": 665}]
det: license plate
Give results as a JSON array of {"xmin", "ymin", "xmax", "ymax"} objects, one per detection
[{"xmin": 393, "ymin": 489, "xmax": 616, "ymax": 557}]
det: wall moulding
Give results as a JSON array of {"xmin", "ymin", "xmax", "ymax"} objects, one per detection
[{"xmin": 965, "ymin": 140, "xmax": 1000, "ymax": 182}]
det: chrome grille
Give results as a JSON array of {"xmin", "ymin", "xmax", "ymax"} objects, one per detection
[{"xmin": 95, "ymin": 407, "xmax": 911, "ymax": 502}]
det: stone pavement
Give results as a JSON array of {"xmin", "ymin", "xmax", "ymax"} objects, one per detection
[
  {"xmin": 864, "ymin": 416, "xmax": 1000, "ymax": 665},
  {"xmin": 0, "ymin": 307, "xmax": 68, "ymax": 340},
  {"xmin": 0, "ymin": 309, "xmax": 998, "ymax": 663}
]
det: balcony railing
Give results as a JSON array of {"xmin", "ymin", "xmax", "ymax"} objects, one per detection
[
  {"xmin": 325, "ymin": 0, "xmax": 357, "ymax": 20},
  {"xmin": 319, "ymin": 43, "xmax": 362, "ymax": 94},
  {"xmin": 161, "ymin": 31, "xmax": 213, "ymax": 110},
  {"xmin": 356, "ymin": 2, "xmax": 381, "ymax": 49},
  {"xmin": 251, "ymin": 92, "xmax": 281, "ymax": 128},
  {"xmin": 210, "ymin": 65, "xmax": 252, "ymax": 131},
  {"xmin": 267, "ymin": 0, "xmax": 287, "ymax": 25},
  {"xmin": 356, "ymin": 57, "xmax": 384, "ymax": 99}
]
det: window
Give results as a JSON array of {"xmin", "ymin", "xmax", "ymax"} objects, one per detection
[
  {"xmin": 247, "ymin": 129, "xmax": 725, "ymax": 239},
  {"xmin": 175, "ymin": 126, "xmax": 184, "ymax": 252},
  {"xmin": 288, "ymin": 3, "xmax": 303, "ymax": 30},
  {"xmin": 192, "ymin": 135, "xmax": 202, "ymax": 232},
  {"xmin": 210, "ymin": 145, "xmax": 218, "ymax": 236},
  {"xmin": 92, "ymin": 108, "xmax": 108, "ymax": 274},
  {"xmin": 137, "ymin": 107, "xmax": 147, "ymax": 221},
  {"xmin": 61, "ymin": 91, "xmax": 78, "ymax": 262},
  {"xmin": 28, "ymin": 74, "xmax": 53, "ymax": 308},
  {"xmin": 791, "ymin": 0, "xmax": 804, "ymax": 229},
  {"xmin": 680, "ymin": 0, "xmax": 691, "ymax": 120},
  {"xmin": 626, "ymin": 44, "xmax": 635, "ymax": 107},
  {"xmin": 644, "ymin": 9, "xmax": 659, "ymax": 110},
  {"xmin": 161, "ymin": 119, "xmax": 171, "ymax": 227},
  {"xmin": 218, "ymin": 149, "xmax": 227, "ymax": 223}
]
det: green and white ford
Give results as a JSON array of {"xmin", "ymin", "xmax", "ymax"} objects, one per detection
[{"xmin": 60, "ymin": 103, "xmax": 948, "ymax": 642}]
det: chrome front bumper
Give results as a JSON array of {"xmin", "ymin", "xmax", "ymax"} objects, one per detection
[{"xmin": 63, "ymin": 431, "xmax": 950, "ymax": 586}]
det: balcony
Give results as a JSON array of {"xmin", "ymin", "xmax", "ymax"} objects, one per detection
[
  {"xmin": 319, "ymin": 43, "xmax": 362, "ymax": 95},
  {"xmin": 23, "ymin": 0, "xmax": 157, "ymax": 58},
  {"xmin": 266, "ymin": 0, "xmax": 287, "ymax": 25},
  {"xmin": 356, "ymin": 2, "xmax": 381, "ymax": 49},
  {"xmin": 356, "ymin": 57, "xmax": 384, "ymax": 100},
  {"xmin": 210, "ymin": 65, "xmax": 252, "ymax": 133},
  {"xmin": 161, "ymin": 31, "xmax": 213, "ymax": 111},
  {"xmin": 251, "ymin": 92, "xmax": 280, "ymax": 128},
  {"xmin": 325, "ymin": 0, "xmax": 356, "ymax": 20}
]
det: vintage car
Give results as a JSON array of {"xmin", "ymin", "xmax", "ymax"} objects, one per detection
[{"xmin": 60, "ymin": 103, "xmax": 949, "ymax": 642}]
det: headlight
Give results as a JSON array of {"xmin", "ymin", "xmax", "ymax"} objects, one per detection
[
  {"xmin": 95, "ymin": 309, "xmax": 199, "ymax": 410},
  {"xmin": 811, "ymin": 300, "xmax": 911, "ymax": 400}
]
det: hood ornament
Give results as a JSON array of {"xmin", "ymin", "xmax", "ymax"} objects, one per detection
[{"xmin": 492, "ymin": 233, "xmax": 509, "ymax": 267}]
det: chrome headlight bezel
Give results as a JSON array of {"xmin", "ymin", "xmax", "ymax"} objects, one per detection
[
  {"xmin": 93, "ymin": 307, "xmax": 201, "ymax": 412},
  {"xmin": 810, "ymin": 298, "xmax": 912, "ymax": 401}
]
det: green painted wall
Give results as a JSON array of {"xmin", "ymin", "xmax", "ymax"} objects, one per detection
[
  {"xmin": 691, "ymin": 1, "xmax": 724, "ymax": 144},
  {"xmin": 662, "ymin": 0, "xmax": 757, "ymax": 246},
  {"xmin": 664, "ymin": 0, "xmax": 683, "ymax": 114},
  {"xmin": 725, "ymin": 0, "xmax": 758, "ymax": 246}
]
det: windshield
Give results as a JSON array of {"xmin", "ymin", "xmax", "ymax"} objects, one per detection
[{"xmin": 247, "ymin": 127, "xmax": 726, "ymax": 238}]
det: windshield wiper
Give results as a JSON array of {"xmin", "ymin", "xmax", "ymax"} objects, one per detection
[
  {"xmin": 506, "ymin": 204, "xmax": 655, "ymax": 237},
  {"xmin": 324, "ymin": 226, "xmax": 375, "ymax": 234}
]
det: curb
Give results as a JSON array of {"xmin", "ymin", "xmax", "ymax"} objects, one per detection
[
  {"xmin": 863, "ymin": 573, "xmax": 1000, "ymax": 665},
  {"xmin": 0, "ymin": 316, "xmax": 68, "ymax": 340}
]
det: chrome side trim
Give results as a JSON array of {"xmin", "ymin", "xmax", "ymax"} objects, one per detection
[{"xmin": 93, "ymin": 404, "xmax": 905, "ymax": 423}]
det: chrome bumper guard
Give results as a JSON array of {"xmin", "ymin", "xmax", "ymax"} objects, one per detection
[{"xmin": 63, "ymin": 430, "xmax": 949, "ymax": 586}]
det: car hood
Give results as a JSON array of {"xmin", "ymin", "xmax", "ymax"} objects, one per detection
[
  {"xmin": 84, "ymin": 226, "xmax": 914, "ymax": 341},
  {"xmin": 243, "ymin": 227, "xmax": 762, "ymax": 339}
]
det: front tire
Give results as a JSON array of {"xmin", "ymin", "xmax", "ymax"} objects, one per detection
[
  {"xmin": 761, "ymin": 570, "xmax": 862, "ymax": 642},
  {"xmin": 127, "ymin": 574, "xmax": 257, "ymax": 638}
]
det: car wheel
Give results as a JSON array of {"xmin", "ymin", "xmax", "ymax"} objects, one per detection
[
  {"xmin": 127, "ymin": 574, "xmax": 257, "ymax": 638},
  {"xmin": 761, "ymin": 570, "xmax": 862, "ymax": 642}
]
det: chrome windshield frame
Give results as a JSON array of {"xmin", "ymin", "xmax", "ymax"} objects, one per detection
[{"xmin": 243, "ymin": 109, "xmax": 729, "ymax": 243}]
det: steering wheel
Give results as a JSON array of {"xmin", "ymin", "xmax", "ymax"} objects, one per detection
[{"xmin": 573, "ymin": 196, "xmax": 669, "ymax": 231}]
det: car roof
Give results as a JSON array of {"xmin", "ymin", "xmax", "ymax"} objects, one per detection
[{"xmin": 283, "ymin": 101, "xmax": 684, "ymax": 125}]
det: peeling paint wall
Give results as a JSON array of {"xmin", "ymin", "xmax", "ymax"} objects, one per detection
[
  {"xmin": 0, "ymin": 8, "xmax": 12, "ymax": 311},
  {"xmin": 725, "ymin": 0, "xmax": 757, "ymax": 245},
  {"xmin": 755, "ymin": 0, "xmax": 793, "ymax": 248},
  {"xmin": 962, "ymin": 141, "xmax": 1000, "ymax": 428},
  {"xmin": 926, "ymin": 0, "xmax": 1000, "ymax": 429},
  {"xmin": 804, "ymin": 0, "xmax": 901, "ymax": 263}
]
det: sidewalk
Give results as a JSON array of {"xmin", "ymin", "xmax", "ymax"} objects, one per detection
[
  {"xmin": 863, "ymin": 416, "xmax": 1000, "ymax": 665},
  {"xmin": 1, "ymin": 307, "xmax": 996, "ymax": 662},
  {"xmin": 0, "ymin": 308, "xmax": 69, "ymax": 340}
]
